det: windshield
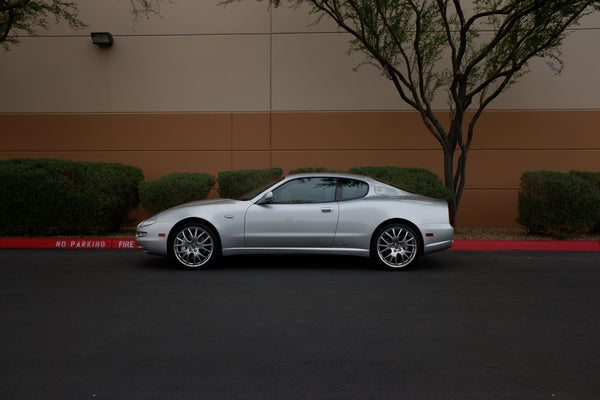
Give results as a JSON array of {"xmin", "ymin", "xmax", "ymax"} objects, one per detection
[{"xmin": 236, "ymin": 177, "xmax": 285, "ymax": 201}]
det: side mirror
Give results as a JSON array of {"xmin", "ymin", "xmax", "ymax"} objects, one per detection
[{"xmin": 256, "ymin": 191, "xmax": 273, "ymax": 205}]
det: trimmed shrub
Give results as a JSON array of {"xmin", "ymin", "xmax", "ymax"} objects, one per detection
[
  {"xmin": 570, "ymin": 171, "xmax": 600, "ymax": 232},
  {"xmin": 138, "ymin": 173, "xmax": 215, "ymax": 215},
  {"xmin": 217, "ymin": 168, "xmax": 283, "ymax": 199},
  {"xmin": 289, "ymin": 167, "xmax": 334, "ymax": 174},
  {"xmin": 518, "ymin": 170, "xmax": 600, "ymax": 237},
  {"xmin": 0, "ymin": 159, "xmax": 144, "ymax": 236},
  {"xmin": 347, "ymin": 166, "xmax": 451, "ymax": 202}
]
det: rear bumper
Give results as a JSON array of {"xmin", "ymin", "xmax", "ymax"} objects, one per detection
[
  {"xmin": 424, "ymin": 239, "xmax": 454, "ymax": 254},
  {"xmin": 421, "ymin": 224, "xmax": 454, "ymax": 255}
]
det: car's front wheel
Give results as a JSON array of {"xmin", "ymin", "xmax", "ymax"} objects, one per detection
[
  {"xmin": 169, "ymin": 222, "xmax": 220, "ymax": 269},
  {"xmin": 372, "ymin": 223, "xmax": 419, "ymax": 269}
]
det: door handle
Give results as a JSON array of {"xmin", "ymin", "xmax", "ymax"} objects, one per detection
[{"xmin": 321, "ymin": 208, "xmax": 333, "ymax": 213}]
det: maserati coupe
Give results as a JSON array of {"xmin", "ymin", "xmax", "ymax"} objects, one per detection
[{"xmin": 135, "ymin": 173, "xmax": 454, "ymax": 270}]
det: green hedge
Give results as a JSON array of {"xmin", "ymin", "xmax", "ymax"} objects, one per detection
[
  {"xmin": 518, "ymin": 170, "xmax": 600, "ymax": 237},
  {"xmin": 570, "ymin": 171, "xmax": 600, "ymax": 232},
  {"xmin": 139, "ymin": 173, "xmax": 215, "ymax": 215},
  {"xmin": 0, "ymin": 159, "xmax": 144, "ymax": 236},
  {"xmin": 289, "ymin": 167, "xmax": 334, "ymax": 174},
  {"xmin": 217, "ymin": 168, "xmax": 283, "ymax": 199},
  {"xmin": 347, "ymin": 166, "xmax": 451, "ymax": 201}
]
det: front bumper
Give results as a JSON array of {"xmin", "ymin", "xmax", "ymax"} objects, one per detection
[{"xmin": 135, "ymin": 220, "xmax": 172, "ymax": 256}]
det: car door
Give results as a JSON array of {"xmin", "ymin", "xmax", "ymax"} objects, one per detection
[
  {"xmin": 332, "ymin": 178, "xmax": 373, "ymax": 249},
  {"xmin": 244, "ymin": 177, "xmax": 339, "ymax": 248}
]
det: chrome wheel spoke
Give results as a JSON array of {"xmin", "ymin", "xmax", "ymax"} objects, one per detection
[
  {"xmin": 376, "ymin": 226, "xmax": 418, "ymax": 268},
  {"xmin": 173, "ymin": 225, "xmax": 215, "ymax": 268}
]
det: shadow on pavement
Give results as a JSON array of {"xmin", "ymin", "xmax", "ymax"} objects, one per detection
[{"xmin": 132, "ymin": 251, "xmax": 451, "ymax": 273}]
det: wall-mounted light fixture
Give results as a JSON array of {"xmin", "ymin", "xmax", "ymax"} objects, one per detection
[{"xmin": 90, "ymin": 32, "xmax": 114, "ymax": 46}]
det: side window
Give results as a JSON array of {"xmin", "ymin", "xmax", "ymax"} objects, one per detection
[
  {"xmin": 272, "ymin": 178, "xmax": 336, "ymax": 204},
  {"xmin": 337, "ymin": 178, "xmax": 369, "ymax": 201}
]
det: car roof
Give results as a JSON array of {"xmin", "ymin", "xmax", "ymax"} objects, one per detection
[{"xmin": 284, "ymin": 172, "xmax": 378, "ymax": 182}]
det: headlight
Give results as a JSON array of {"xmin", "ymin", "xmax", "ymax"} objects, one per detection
[{"xmin": 138, "ymin": 218, "xmax": 156, "ymax": 228}]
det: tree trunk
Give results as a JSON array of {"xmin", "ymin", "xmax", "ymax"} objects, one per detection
[{"xmin": 443, "ymin": 149, "xmax": 458, "ymax": 226}]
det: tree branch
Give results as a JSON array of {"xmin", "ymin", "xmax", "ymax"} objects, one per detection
[{"xmin": 462, "ymin": 1, "xmax": 545, "ymax": 79}]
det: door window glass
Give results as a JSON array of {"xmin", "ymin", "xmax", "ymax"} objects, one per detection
[{"xmin": 272, "ymin": 178, "xmax": 336, "ymax": 204}]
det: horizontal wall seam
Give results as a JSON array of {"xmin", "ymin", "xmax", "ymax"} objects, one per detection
[
  {"xmin": 4, "ymin": 108, "xmax": 600, "ymax": 114},
  {"xmin": 4, "ymin": 148, "xmax": 600, "ymax": 152},
  {"xmin": 469, "ymin": 148, "xmax": 600, "ymax": 151},
  {"xmin": 271, "ymin": 148, "xmax": 600, "ymax": 152},
  {"xmin": 17, "ymin": 26, "xmax": 600, "ymax": 40},
  {"xmin": 270, "ymin": 107, "xmax": 600, "ymax": 112},
  {"xmin": 13, "ymin": 33, "xmax": 272, "ymax": 39},
  {"xmin": 0, "ymin": 150, "xmax": 253, "ymax": 153}
]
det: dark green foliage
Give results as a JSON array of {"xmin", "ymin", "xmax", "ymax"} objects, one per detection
[
  {"xmin": 518, "ymin": 171, "xmax": 600, "ymax": 238},
  {"xmin": 1, "ymin": 1, "xmax": 85, "ymax": 50},
  {"xmin": 139, "ymin": 173, "xmax": 215, "ymax": 215},
  {"xmin": 289, "ymin": 167, "xmax": 334, "ymax": 174},
  {"xmin": 569, "ymin": 170, "xmax": 600, "ymax": 232},
  {"xmin": 0, "ymin": 158, "xmax": 144, "ymax": 236},
  {"xmin": 347, "ymin": 166, "xmax": 451, "ymax": 202},
  {"xmin": 217, "ymin": 168, "xmax": 283, "ymax": 199}
]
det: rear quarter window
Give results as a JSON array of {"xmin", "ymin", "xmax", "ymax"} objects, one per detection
[{"xmin": 337, "ymin": 178, "xmax": 369, "ymax": 201}]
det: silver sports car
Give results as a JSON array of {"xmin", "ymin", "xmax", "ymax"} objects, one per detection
[{"xmin": 135, "ymin": 173, "xmax": 454, "ymax": 269}]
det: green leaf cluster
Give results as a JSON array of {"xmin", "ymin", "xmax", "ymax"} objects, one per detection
[
  {"xmin": 518, "ymin": 170, "xmax": 600, "ymax": 238},
  {"xmin": 1, "ymin": 0, "xmax": 86, "ymax": 49},
  {"xmin": 0, "ymin": 159, "xmax": 144, "ymax": 236},
  {"xmin": 288, "ymin": 166, "xmax": 335, "ymax": 174},
  {"xmin": 217, "ymin": 168, "xmax": 283, "ymax": 199},
  {"xmin": 138, "ymin": 173, "xmax": 216, "ymax": 215}
]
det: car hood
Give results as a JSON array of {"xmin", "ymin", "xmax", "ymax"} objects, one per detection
[
  {"xmin": 167, "ymin": 198, "xmax": 240, "ymax": 210},
  {"xmin": 151, "ymin": 198, "xmax": 244, "ymax": 220}
]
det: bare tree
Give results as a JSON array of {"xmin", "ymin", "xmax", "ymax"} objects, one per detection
[{"xmin": 225, "ymin": 0, "xmax": 600, "ymax": 225}]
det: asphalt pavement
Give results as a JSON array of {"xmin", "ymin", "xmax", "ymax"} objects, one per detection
[{"xmin": 1, "ymin": 249, "xmax": 599, "ymax": 400}]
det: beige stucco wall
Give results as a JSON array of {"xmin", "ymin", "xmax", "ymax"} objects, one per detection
[
  {"xmin": 1, "ymin": 1, "xmax": 599, "ymax": 227},
  {"xmin": 2, "ymin": 1, "xmax": 600, "ymax": 112}
]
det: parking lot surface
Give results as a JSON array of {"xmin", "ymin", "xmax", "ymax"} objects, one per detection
[{"xmin": 1, "ymin": 250, "xmax": 599, "ymax": 399}]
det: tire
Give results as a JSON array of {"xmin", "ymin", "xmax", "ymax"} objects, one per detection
[
  {"xmin": 169, "ymin": 222, "xmax": 220, "ymax": 269},
  {"xmin": 372, "ymin": 223, "xmax": 419, "ymax": 269}
]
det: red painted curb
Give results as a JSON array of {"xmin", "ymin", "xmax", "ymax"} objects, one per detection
[
  {"xmin": 0, "ymin": 238, "xmax": 599, "ymax": 251},
  {"xmin": 450, "ymin": 240, "xmax": 600, "ymax": 252},
  {"xmin": 0, "ymin": 238, "xmax": 142, "ymax": 249}
]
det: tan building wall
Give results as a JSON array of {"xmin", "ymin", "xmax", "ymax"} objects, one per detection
[
  {"xmin": 2, "ymin": 110, "xmax": 599, "ymax": 227},
  {"xmin": 1, "ymin": 1, "xmax": 599, "ymax": 227}
]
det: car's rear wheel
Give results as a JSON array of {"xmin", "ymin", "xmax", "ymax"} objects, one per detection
[
  {"xmin": 372, "ymin": 223, "xmax": 419, "ymax": 269},
  {"xmin": 170, "ymin": 222, "xmax": 220, "ymax": 269}
]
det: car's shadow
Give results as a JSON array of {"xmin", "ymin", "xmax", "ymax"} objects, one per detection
[
  {"xmin": 219, "ymin": 254, "xmax": 371, "ymax": 271},
  {"xmin": 133, "ymin": 252, "xmax": 449, "ymax": 273}
]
